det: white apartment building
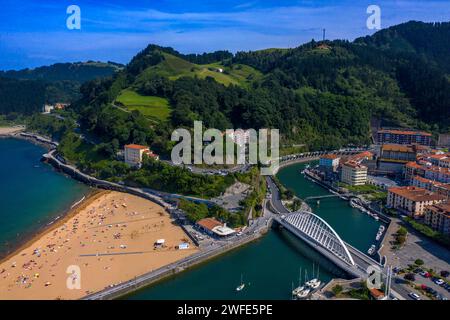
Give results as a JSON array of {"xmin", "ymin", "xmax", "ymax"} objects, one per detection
[
  {"xmin": 124, "ymin": 144, "xmax": 158, "ymax": 167},
  {"xmin": 341, "ymin": 161, "xmax": 368, "ymax": 186}
]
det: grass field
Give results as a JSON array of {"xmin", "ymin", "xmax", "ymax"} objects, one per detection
[
  {"xmin": 115, "ymin": 89, "xmax": 171, "ymax": 121},
  {"xmin": 136, "ymin": 52, "xmax": 262, "ymax": 87}
]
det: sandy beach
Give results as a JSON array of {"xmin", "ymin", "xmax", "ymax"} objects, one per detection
[
  {"xmin": 0, "ymin": 191, "xmax": 198, "ymax": 300},
  {"xmin": 0, "ymin": 126, "xmax": 25, "ymax": 136}
]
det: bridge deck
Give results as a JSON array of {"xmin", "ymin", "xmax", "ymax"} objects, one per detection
[{"xmin": 273, "ymin": 213, "xmax": 381, "ymax": 279}]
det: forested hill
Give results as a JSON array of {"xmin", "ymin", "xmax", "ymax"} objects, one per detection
[
  {"xmin": 0, "ymin": 61, "xmax": 122, "ymax": 115},
  {"xmin": 70, "ymin": 21, "xmax": 450, "ymax": 152},
  {"xmin": 0, "ymin": 78, "xmax": 46, "ymax": 115},
  {"xmin": 0, "ymin": 61, "xmax": 123, "ymax": 82},
  {"xmin": 355, "ymin": 21, "xmax": 450, "ymax": 73}
]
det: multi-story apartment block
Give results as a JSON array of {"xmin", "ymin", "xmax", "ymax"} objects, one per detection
[
  {"xmin": 376, "ymin": 129, "xmax": 432, "ymax": 146},
  {"xmin": 387, "ymin": 186, "xmax": 446, "ymax": 217},
  {"xmin": 424, "ymin": 202, "xmax": 450, "ymax": 235},
  {"xmin": 341, "ymin": 161, "xmax": 368, "ymax": 186}
]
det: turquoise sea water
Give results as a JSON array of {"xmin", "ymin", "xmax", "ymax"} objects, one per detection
[{"xmin": 0, "ymin": 138, "xmax": 90, "ymax": 257}]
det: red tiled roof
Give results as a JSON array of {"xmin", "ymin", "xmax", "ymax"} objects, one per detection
[
  {"xmin": 429, "ymin": 154, "xmax": 448, "ymax": 160},
  {"xmin": 388, "ymin": 186, "xmax": 446, "ymax": 202},
  {"xmin": 370, "ymin": 288, "xmax": 385, "ymax": 299},
  {"xmin": 125, "ymin": 144, "xmax": 149, "ymax": 150},
  {"xmin": 406, "ymin": 162, "xmax": 425, "ymax": 170},
  {"xmin": 378, "ymin": 129, "xmax": 432, "ymax": 136},
  {"xmin": 321, "ymin": 154, "xmax": 340, "ymax": 160},
  {"xmin": 427, "ymin": 202, "xmax": 450, "ymax": 217},
  {"xmin": 143, "ymin": 150, "xmax": 158, "ymax": 158},
  {"xmin": 197, "ymin": 218, "xmax": 222, "ymax": 231},
  {"xmin": 343, "ymin": 161, "xmax": 367, "ymax": 169},
  {"xmin": 381, "ymin": 144, "xmax": 416, "ymax": 153},
  {"xmin": 412, "ymin": 175, "xmax": 434, "ymax": 184}
]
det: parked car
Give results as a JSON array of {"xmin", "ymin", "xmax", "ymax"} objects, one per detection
[
  {"xmin": 420, "ymin": 284, "xmax": 428, "ymax": 290},
  {"xmin": 440, "ymin": 270, "xmax": 450, "ymax": 278},
  {"xmin": 404, "ymin": 273, "xmax": 416, "ymax": 281},
  {"xmin": 425, "ymin": 287, "xmax": 437, "ymax": 295},
  {"xmin": 409, "ymin": 292, "xmax": 421, "ymax": 300},
  {"xmin": 414, "ymin": 268, "xmax": 423, "ymax": 274},
  {"xmin": 420, "ymin": 271, "xmax": 431, "ymax": 278},
  {"xmin": 434, "ymin": 279, "xmax": 445, "ymax": 286}
]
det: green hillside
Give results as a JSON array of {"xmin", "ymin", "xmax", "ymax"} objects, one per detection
[
  {"xmin": 115, "ymin": 89, "xmax": 171, "ymax": 121},
  {"xmin": 136, "ymin": 52, "xmax": 262, "ymax": 87},
  {"xmin": 0, "ymin": 61, "xmax": 122, "ymax": 114}
]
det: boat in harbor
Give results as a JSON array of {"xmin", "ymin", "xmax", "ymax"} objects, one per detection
[
  {"xmin": 236, "ymin": 274, "xmax": 245, "ymax": 292},
  {"xmin": 375, "ymin": 225, "xmax": 385, "ymax": 241},
  {"xmin": 292, "ymin": 268, "xmax": 312, "ymax": 300},
  {"xmin": 367, "ymin": 244, "xmax": 376, "ymax": 256},
  {"xmin": 296, "ymin": 288, "xmax": 310, "ymax": 299},
  {"xmin": 349, "ymin": 199, "xmax": 358, "ymax": 208},
  {"xmin": 305, "ymin": 264, "xmax": 321, "ymax": 289},
  {"xmin": 292, "ymin": 268, "xmax": 304, "ymax": 297}
]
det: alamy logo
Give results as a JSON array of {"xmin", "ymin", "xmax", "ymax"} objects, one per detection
[
  {"xmin": 66, "ymin": 5, "xmax": 81, "ymax": 30},
  {"xmin": 366, "ymin": 5, "xmax": 381, "ymax": 30},
  {"xmin": 171, "ymin": 121, "xmax": 279, "ymax": 175}
]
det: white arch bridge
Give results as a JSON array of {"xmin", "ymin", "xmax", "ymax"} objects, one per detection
[{"xmin": 273, "ymin": 211, "xmax": 381, "ymax": 278}]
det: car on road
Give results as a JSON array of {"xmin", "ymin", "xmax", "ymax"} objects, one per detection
[{"xmin": 409, "ymin": 292, "xmax": 421, "ymax": 300}]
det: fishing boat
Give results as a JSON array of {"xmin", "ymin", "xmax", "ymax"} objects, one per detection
[
  {"xmin": 367, "ymin": 245, "xmax": 376, "ymax": 256},
  {"xmin": 236, "ymin": 274, "xmax": 245, "ymax": 292}
]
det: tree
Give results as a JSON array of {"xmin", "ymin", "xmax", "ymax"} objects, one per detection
[
  {"xmin": 332, "ymin": 284, "xmax": 343, "ymax": 297},
  {"xmin": 415, "ymin": 259, "xmax": 424, "ymax": 266}
]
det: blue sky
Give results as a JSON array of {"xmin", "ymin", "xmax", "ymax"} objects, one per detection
[{"xmin": 0, "ymin": 0, "xmax": 449, "ymax": 70}]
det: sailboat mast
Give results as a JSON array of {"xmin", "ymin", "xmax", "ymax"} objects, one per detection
[{"xmin": 298, "ymin": 268, "xmax": 302, "ymax": 287}]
